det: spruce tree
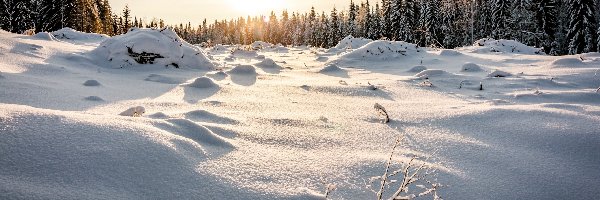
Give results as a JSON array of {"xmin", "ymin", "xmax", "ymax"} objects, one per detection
[
  {"xmin": 534, "ymin": 0, "xmax": 558, "ymax": 54},
  {"xmin": 122, "ymin": 4, "xmax": 131, "ymax": 32},
  {"xmin": 492, "ymin": 0, "xmax": 512, "ymax": 39},
  {"xmin": 566, "ymin": 0, "xmax": 597, "ymax": 54}
]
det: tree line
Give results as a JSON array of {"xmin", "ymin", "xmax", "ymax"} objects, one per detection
[
  {"xmin": 0, "ymin": 0, "xmax": 165, "ymax": 36},
  {"xmin": 1, "ymin": 0, "xmax": 599, "ymax": 55}
]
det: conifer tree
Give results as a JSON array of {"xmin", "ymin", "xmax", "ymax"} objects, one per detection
[{"xmin": 566, "ymin": 0, "xmax": 597, "ymax": 54}]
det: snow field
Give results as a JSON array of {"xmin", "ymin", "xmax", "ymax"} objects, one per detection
[{"xmin": 0, "ymin": 29, "xmax": 599, "ymax": 199}]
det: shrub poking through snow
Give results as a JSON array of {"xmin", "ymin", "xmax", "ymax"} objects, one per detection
[
  {"xmin": 367, "ymin": 82, "xmax": 378, "ymax": 90},
  {"xmin": 119, "ymin": 106, "xmax": 146, "ymax": 117},
  {"xmin": 374, "ymin": 103, "xmax": 389, "ymax": 123},
  {"xmin": 319, "ymin": 177, "xmax": 337, "ymax": 199},
  {"xmin": 420, "ymin": 80, "xmax": 434, "ymax": 87},
  {"xmin": 126, "ymin": 46, "xmax": 165, "ymax": 65},
  {"xmin": 369, "ymin": 137, "xmax": 442, "ymax": 200}
]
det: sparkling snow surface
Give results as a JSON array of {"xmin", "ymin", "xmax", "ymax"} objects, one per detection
[{"xmin": 1, "ymin": 29, "xmax": 599, "ymax": 199}]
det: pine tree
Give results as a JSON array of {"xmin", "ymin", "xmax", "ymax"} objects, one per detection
[
  {"xmin": 348, "ymin": 0, "xmax": 357, "ymax": 37},
  {"xmin": 122, "ymin": 4, "xmax": 131, "ymax": 32},
  {"xmin": 566, "ymin": 0, "xmax": 597, "ymax": 54},
  {"xmin": 492, "ymin": 0, "xmax": 512, "ymax": 39},
  {"xmin": 329, "ymin": 7, "xmax": 341, "ymax": 47},
  {"xmin": 381, "ymin": 0, "xmax": 392, "ymax": 39},
  {"xmin": 96, "ymin": 0, "xmax": 113, "ymax": 35},
  {"xmin": 0, "ymin": 0, "xmax": 28, "ymax": 33},
  {"xmin": 534, "ymin": 0, "xmax": 558, "ymax": 54},
  {"xmin": 400, "ymin": 0, "xmax": 416, "ymax": 42}
]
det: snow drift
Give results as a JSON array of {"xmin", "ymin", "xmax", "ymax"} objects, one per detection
[
  {"xmin": 339, "ymin": 40, "xmax": 423, "ymax": 61},
  {"xmin": 92, "ymin": 28, "xmax": 214, "ymax": 69},
  {"xmin": 331, "ymin": 35, "xmax": 373, "ymax": 52},
  {"xmin": 51, "ymin": 27, "xmax": 108, "ymax": 43},
  {"xmin": 468, "ymin": 38, "xmax": 544, "ymax": 55}
]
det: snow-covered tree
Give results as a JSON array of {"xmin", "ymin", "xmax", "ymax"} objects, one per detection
[
  {"xmin": 534, "ymin": 0, "xmax": 558, "ymax": 54},
  {"xmin": 566, "ymin": 0, "xmax": 597, "ymax": 54},
  {"xmin": 492, "ymin": 0, "xmax": 512, "ymax": 39}
]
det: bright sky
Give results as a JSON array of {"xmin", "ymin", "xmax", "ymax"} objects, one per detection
[{"xmin": 109, "ymin": 0, "xmax": 353, "ymax": 26}]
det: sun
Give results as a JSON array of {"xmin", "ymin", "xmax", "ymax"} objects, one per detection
[{"xmin": 227, "ymin": 0, "xmax": 287, "ymax": 16}]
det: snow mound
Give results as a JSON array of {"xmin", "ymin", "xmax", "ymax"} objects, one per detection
[
  {"xmin": 548, "ymin": 58, "xmax": 586, "ymax": 68},
  {"xmin": 0, "ymin": 105, "xmax": 230, "ymax": 199},
  {"xmin": 148, "ymin": 112, "xmax": 169, "ymax": 119},
  {"xmin": 119, "ymin": 106, "xmax": 146, "ymax": 117},
  {"xmin": 228, "ymin": 65, "xmax": 256, "ymax": 75},
  {"xmin": 83, "ymin": 80, "xmax": 101, "ymax": 86},
  {"xmin": 83, "ymin": 96, "xmax": 104, "ymax": 101},
  {"xmin": 187, "ymin": 77, "xmax": 218, "ymax": 88},
  {"xmin": 407, "ymin": 65, "xmax": 428, "ymax": 73},
  {"xmin": 318, "ymin": 64, "xmax": 344, "ymax": 73},
  {"xmin": 157, "ymin": 118, "xmax": 234, "ymax": 150},
  {"xmin": 439, "ymin": 49, "xmax": 462, "ymax": 56},
  {"xmin": 471, "ymin": 38, "xmax": 544, "ymax": 55},
  {"xmin": 144, "ymin": 74, "xmax": 183, "ymax": 84},
  {"xmin": 52, "ymin": 27, "xmax": 108, "ymax": 43},
  {"xmin": 92, "ymin": 28, "xmax": 214, "ymax": 69},
  {"xmin": 333, "ymin": 35, "xmax": 373, "ymax": 50},
  {"xmin": 251, "ymin": 41, "xmax": 273, "ymax": 50},
  {"xmin": 32, "ymin": 32, "xmax": 57, "ymax": 41},
  {"xmin": 211, "ymin": 44, "xmax": 230, "ymax": 52},
  {"xmin": 316, "ymin": 56, "xmax": 328, "ymax": 62},
  {"xmin": 487, "ymin": 69, "xmax": 512, "ymax": 77},
  {"xmin": 185, "ymin": 110, "xmax": 239, "ymax": 124},
  {"xmin": 340, "ymin": 40, "xmax": 422, "ymax": 60},
  {"xmin": 461, "ymin": 63, "xmax": 484, "ymax": 72},
  {"xmin": 415, "ymin": 69, "xmax": 451, "ymax": 79},
  {"xmin": 231, "ymin": 49, "xmax": 258, "ymax": 58},
  {"xmin": 255, "ymin": 58, "xmax": 281, "ymax": 68}
]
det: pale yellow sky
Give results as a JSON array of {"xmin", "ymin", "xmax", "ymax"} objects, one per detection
[{"xmin": 108, "ymin": 0, "xmax": 354, "ymax": 26}]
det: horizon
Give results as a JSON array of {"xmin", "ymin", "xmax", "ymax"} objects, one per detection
[{"xmin": 108, "ymin": 0, "xmax": 353, "ymax": 26}]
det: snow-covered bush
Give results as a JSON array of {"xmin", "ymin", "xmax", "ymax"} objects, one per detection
[
  {"xmin": 329, "ymin": 35, "xmax": 373, "ymax": 53},
  {"xmin": 52, "ymin": 27, "xmax": 108, "ymax": 43},
  {"xmin": 487, "ymin": 70, "xmax": 512, "ymax": 78},
  {"xmin": 92, "ymin": 27, "xmax": 214, "ymax": 69},
  {"xmin": 469, "ymin": 38, "xmax": 544, "ymax": 55},
  {"xmin": 461, "ymin": 62, "xmax": 484, "ymax": 72},
  {"xmin": 340, "ymin": 40, "xmax": 423, "ymax": 61}
]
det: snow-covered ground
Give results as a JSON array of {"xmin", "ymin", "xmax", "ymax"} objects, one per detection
[{"xmin": 1, "ymin": 28, "xmax": 599, "ymax": 199}]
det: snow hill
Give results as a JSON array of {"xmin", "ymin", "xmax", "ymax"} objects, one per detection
[
  {"xmin": 92, "ymin": 28, "xmax": 214, "ymax": 69},
  {"xmin": 1, "ymin": 29, "xmax": 599, "ymax": 200}
]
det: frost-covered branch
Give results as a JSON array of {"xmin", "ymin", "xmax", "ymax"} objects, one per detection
[{"xmin": 369, "ymin": 135, "xmax": 443, "ymax": 200}]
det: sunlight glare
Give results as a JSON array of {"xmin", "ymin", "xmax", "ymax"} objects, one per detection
[{"xmin": 227, "ymin": 0, "xmax": 287, "ymax": 17}]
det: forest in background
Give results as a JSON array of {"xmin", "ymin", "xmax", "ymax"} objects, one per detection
[{"xmin": 1, "ymin": 0, "xmax": 599, "ymax": 55}]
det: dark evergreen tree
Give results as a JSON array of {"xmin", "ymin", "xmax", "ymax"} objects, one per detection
[
  {"xmin": 122, "ymin": 4, "xmax": 131, "ymax": 32},
  {"xmin": 492, "ymin": 0, "xmax": 512, "ymax": 39},
  {"xmin": 534, "ymin": 0, "xmax": 558, "ymax": 54},
  {"xmin": 565, "ymin": 0, "xmax": 597, "ymax": 54}
]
